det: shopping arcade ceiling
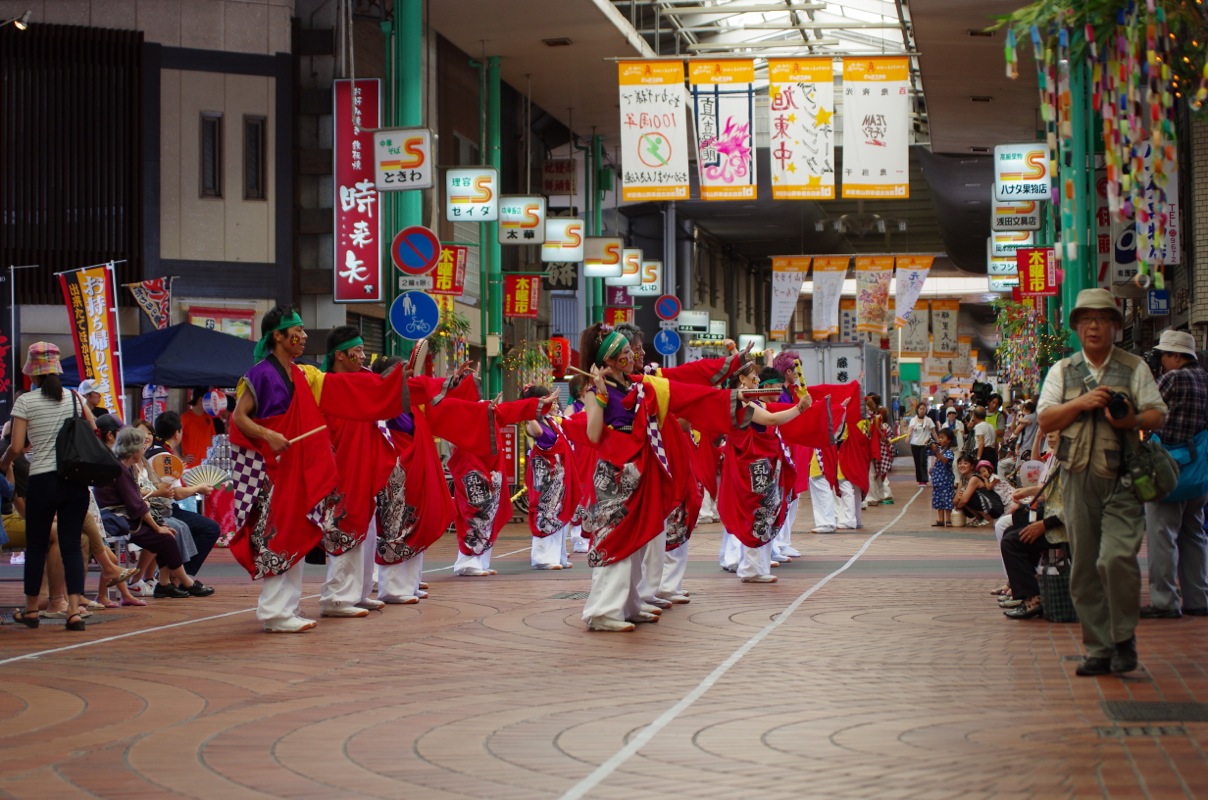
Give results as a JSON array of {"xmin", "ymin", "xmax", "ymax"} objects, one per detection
[{"xmin": 427, "ymin": 0, "xmax": 1041, "ymax": 286}]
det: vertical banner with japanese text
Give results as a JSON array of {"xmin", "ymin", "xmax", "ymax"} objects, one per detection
[
  {"xmin": 893, "ymin": 255, "xmax": 933, "ymax": 327},
  {"xmin": 618, "ymin": 62, "xmax": 690, "ymax": 202},
  {"xmin": 900, "ymin": 300, "xmax": 929, "ymax": 356},
  {"xmin": 770, "ymin": 256, "xmax": 809, "ymax": 340},
  {"xmin": 767, "ymin": 59, "xmax": 835, "ymax": 199},
  {"xmin": 503, "ymin": 275, "xmax": 540, "ymax": 318},
  {"xmin": 855, "ymin": 256, "xmax": 894, "ymax": 335},
  {"xmin": 954, "ymin": 336, "xmax": 974, "ymax": 378},
  {"xmin": 430, "ymin": 245, "xmax": 468, "ymax": 296},
  {"xmin": 604, "ymin": 285, "xmax": 633, "ymax": 326},
  {"xmin": 810, "ymin": 257, "xmax": 849, "ymax": 340},
  {"xmin": 930, "ymin": 299, "xmax": 960, "ymax": 356},
  {"xmin": 841, "ymin": 58, "xmax": 910, "ymax": 199},
  {"xmin": 333, "ymin": 78, "xmax": 382, "ymax": 303},
  {"xmin": 689, "ymin": 60, "xmax": 756, "ymax": 200},
  {"xmin": 838, "ymin": 298, "xmax": 858, "ymax": 342},
  {"xmin": 59, "ymin": 264, "xmax": 124, "ymax": 419}
]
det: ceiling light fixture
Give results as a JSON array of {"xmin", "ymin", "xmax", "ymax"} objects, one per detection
[{"xmin": 2, "ymin": 10, "xmax": 31, "ymax": 30}]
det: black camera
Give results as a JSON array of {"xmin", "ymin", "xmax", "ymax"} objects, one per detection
[{"xmin": 1107, "ymin": 391, "xmax": 1131, "ymax": 420}]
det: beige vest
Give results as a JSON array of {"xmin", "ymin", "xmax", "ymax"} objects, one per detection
[{"xmin": 1056, "ymin": 349, "xmax": 1142, "ymax": 478}]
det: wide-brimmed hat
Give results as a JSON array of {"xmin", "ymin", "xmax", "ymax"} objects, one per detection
[
  {"xmin": 1153, "ymin": 329, "xmax": 1197, "ymax": 359},
  {"xmin": 22, "ymin": 342, "xmax": 62, "ymax": 377},
  {"xmin": 1068, "ymin": 288, "xmax": 1123, "ymax": 328}
]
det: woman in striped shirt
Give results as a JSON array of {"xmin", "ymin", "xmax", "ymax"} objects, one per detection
[{"xmin": 1, "ymin": 343, "xmax": 95, "ymax": 632}]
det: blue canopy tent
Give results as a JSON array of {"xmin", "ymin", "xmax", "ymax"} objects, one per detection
[{"xmin": 60, "ymin": 323, "xmax": 255, "ymax": 388}]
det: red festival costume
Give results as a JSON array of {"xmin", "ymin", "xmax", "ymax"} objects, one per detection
[{"xmin": 227, "ymin": 362, "xmax": 405, "ymax": 579}]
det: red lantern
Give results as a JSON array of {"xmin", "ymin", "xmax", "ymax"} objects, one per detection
[{"xmin": 547, "ymin": 336, "xmax": 571, "ymax": 378}]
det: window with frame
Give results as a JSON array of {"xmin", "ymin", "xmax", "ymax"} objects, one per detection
[
  {"xmin": 243, "ymin": 115, "xmax": 267, "ymax": 200},
  {"xmin": 200, "ymin": 112, "xmax": 223, "ymax": 198}
]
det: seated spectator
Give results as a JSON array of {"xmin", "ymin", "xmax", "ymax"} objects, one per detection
[
  {"xmin": 93, "ymin": 428, "xmax": 214, "ymax": 599},
  {"xmin": 145, "ymin": 411, "xmax": 220, "ymax": 578},
  {"xmin": 954, "ymin": 455, "xmax": 1003, "ymax": 526},
  {"xmin": 1000, "ymin": 435, "xmax": 1066, "ymax": 620}
]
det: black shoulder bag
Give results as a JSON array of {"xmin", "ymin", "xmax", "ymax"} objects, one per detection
[{"xmin": 56, "ymin": 391, "xmax": 122, "ymax": 485}]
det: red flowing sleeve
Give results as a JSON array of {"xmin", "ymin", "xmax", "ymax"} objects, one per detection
[
  {"xmin": 319, "ymin": 366, "xmax": 407, "ymax": 421},
  {"xmin": 655, "ymin": 350, "xmax": 745, "ymax": 387}
]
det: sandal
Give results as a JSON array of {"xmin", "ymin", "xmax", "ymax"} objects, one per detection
[
  {"xmin": 106, "ymin": 567, "xmax": 139, "ymax": 588},
  {"xmin": 13, "ymin": 609, "xmax": 39, "ymax": 629},
  {"xmin": 65, "ymin": 613, "xmax": 86, "ymax": 632},
  {"xmin": 931, "ymin": 521, "xmax": 945, "ymax": 526},
  {"xmin": 95, "ymin": 596, "xmax": 121, "ymax": 609},
  {"xmin": 990, "ymin": 585, "xmax": 1011, "ymax": 596}
]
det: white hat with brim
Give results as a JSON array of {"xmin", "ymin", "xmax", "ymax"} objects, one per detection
[
  {"xmin": 1154, "ymin": 329, "xmax": 1198, "ymax": 359},
  {"xmin": 1068, "ymin": 288, "xmax": 1124, "ymax": 328}
]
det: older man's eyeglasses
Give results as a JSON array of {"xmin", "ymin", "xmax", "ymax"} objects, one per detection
[{"xmin": 1078, "ymin": 313, "xmax": 1116, "ymax": 327}]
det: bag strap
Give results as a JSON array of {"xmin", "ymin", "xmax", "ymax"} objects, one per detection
[{"xmin": 69, "ymin": 389, "xmax": 82, "ymax": 419}]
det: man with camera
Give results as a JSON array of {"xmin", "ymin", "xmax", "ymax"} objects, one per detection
[
  {"xmin": 1141, "ymin": 330, "xmax": 1208, "ymax": 619},
  {"xmin": 1037, "ymin": 289, "xmax": 1167, "ymax": 677}
]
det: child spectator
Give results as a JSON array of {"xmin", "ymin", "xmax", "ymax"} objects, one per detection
[{"xmin": 928, "ymin": 429, "xmax": 956, "ymax": 526}]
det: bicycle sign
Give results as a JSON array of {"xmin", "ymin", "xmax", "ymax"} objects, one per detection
[{"xmin": 389, "ymin": 290, "xmax": 440, "ymax": 341}]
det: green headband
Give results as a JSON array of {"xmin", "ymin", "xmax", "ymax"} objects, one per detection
[
  {"xmin": 253, "ymin": 311, "xmax": 305, "ymax": 362},
  {"xmin": 596, "ymin": 331, "xmax": 627, "ymax": 366},
  {"xmin": 322, "ymin": 335, "xmax": 364, "ymax": 373},
  {"xmin": 759, "ymin": 377, "xmax": 782, "ymax": 387}
]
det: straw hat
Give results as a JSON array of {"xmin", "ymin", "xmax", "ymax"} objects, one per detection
[{"xmin": 22, "ymin": 341, "xmax": 62, "ymax": 377}]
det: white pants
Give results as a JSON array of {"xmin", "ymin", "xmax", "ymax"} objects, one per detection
[
  {"xmin": 258, "ymin": 565, "xmax": 306, "ymax": 626},
  {"xmin": 570, "ymin": 523, "xmax": 590, "ymax": 552},
  {"xmin": 773, "ymin": 497, "xmax": 800, "ymax": 558},
  {"xmin": 737, "ymin": 542, "xmax": 773, "ymax": 580},
  {"xmin": 531, "ymin": 524, "xmax": 571, "ymax": 568},
  {"xmin": 866, "ymin": 466, "xmax": 893, "ymax": 503},
  {"xmin": 582, "ymin": 552, "xmax": 643, "ymax": 626},
  {"xmin": 837, "ymin": 481, "xmax": 862, "ymax": 529},
  {"xmin": 321, "ymin": 519, "xmax": 375, "ymax": 611},
  {"xmin": 699, "ymin": 491, "xmax": 717, "ymax": 523},
  {"xmin": 378, "ymin": 552, "xmax": 424, "ymax": 601},
  {"xmin": 636, "ymin": 530, "xmax": 667, "ymax": 603},
  {"xmin": 719, "ymin": 531, "xmax": 742, "ymax": 570},
  {"xmin": 453, "ymin": 547, "xmax": 493, "ymax": 575},
  {"xmin": 810, "ymin": 475, "xmax": 837, "ymax": 529},
  {"xmin": 660, "ymin": 541, "xmax": 689, "ymax": 597}
]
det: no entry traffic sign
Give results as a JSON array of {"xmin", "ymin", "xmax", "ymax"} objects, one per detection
[
  {"xmin": 654, "ymin": 294, "xmax": 681, "ymax": 321},
  {"xmin": 391, "ymin": 226, "xmax": 441, "ymax": 275}
]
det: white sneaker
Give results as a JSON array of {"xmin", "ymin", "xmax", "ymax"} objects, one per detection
[
  {"xmin": 320, "ymin": 605, "xmax": 370, "ymax": 618},
  {"xmin": 639, "ymin": 603, "xmax": 664, "ymax": 615},
  {"xmin": 646, "ymin": 597, "xmax": 673, "ymax": 609},
  {"xmin": 741, "ymin": 574, "xmax": 778, "ymax": 583},
  {"xmin": 587, "ymin": 618, "xmax": 635, "ymax": 632},
  {"xmin": 415, "ymin": 589, "xmax": 429, "ymax": 599},
  {"xmin": 659, "ymin": 594, "xmax": 691, "ymax": 604},
  {"xmin": 630, "ymin": 611, "xmax": 660, "ymax": 623},
  {"xmin": 265, "ymin": 616, "xmax": 317, "ymax": 633},
  {"xmin": 379, "ymin": 595, "xmax": 420, "ymax": 604},
  {"xmin": 10, "ymin": 552, "xmax": 25, "ymax": 565},
  {"xmin": 355, "ymin": 598, "xmax": 386, "ymax": 610},
  {"xmin": 811, "ymin": 526, "xmax": 835, "ymax": 534},
  {"xmin": 781, "ymin": 547, "xmax": 802, "ymax": 558}
]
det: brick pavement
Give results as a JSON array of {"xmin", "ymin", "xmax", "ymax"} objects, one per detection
[{"xmin": 1, "ymin": 472, "xmax": 1206, "ymax": 799}]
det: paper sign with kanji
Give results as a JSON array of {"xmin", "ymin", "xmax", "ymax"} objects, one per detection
[{"xmin": 767, "ymin": 59, "xmax": 835, "ymax": 200}]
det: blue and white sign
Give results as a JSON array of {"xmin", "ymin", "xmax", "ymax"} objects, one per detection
[
  {"xmin": 652, "ymin": 328, "xmax": 681, "ymax": 356},
  {"xmin": 389, "ymin": 290, "xmax": 440, "ymax": 340},
  {"xmin": 1147, "ymin": 289, "xmax": 1170, "ymax": 317}
]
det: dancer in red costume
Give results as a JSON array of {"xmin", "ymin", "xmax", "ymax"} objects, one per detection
[
  {"xmin": 521, "ymin": 385, "xmax": 582, "ymax": 569},
  {"xmin": 228, "ymin": 306, "xmax": 410, "ymax": 633}
]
